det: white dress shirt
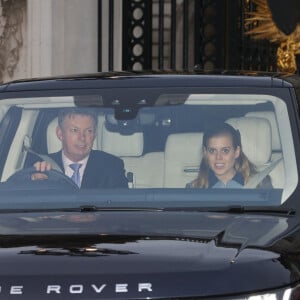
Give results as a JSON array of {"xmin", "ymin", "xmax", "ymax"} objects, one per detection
[{"xmin": 61, "ymin": 152, "xmax": 89, "ymax": 187}]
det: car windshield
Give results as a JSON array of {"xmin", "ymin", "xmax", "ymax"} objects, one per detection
[{"xmin": 0, "ymin": 86, "xmax": 296, "ymax": 210}]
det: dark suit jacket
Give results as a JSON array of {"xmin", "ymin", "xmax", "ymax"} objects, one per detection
[{"xmin": 49, "ymin": 150, "xmax": 128, "ymax": 189}]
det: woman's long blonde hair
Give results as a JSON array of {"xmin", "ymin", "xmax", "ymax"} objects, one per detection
[{"xmin": 191, "ymin": 123, "xmax": 256, "ymax": 188}]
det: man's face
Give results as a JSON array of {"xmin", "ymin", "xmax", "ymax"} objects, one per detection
[{"xmin": 56, "ymin": 114, "xmax": 96, "ymax": 162}]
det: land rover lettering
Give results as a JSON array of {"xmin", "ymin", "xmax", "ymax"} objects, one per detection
[
  {"xmin": 10, "ymin": 286, "xmax": 23, "ymax": 295},
  {"xmin": 46, "ymin": 283, "xmax": 152, "ymax": 295},
  {"xmin": 46, "ymin": 286, "xmax": 60, "ymax": 294},
  {"xmin": 115, "ymin": 283, "xmax": 128, "ymax": 293},
  {"xmin": 0, "ymin": 286, "xmax": 25, "ymax": 295},
  {"xmin": 138, "ymin": 283, "xmax": 152, "ymax": 292}
]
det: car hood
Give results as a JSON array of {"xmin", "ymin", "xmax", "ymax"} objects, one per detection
[{"xmin": 0, "ymin": 210, "xmax": 298, "ymax": 299}]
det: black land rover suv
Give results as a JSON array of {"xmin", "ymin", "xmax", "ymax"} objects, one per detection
[{"xmin": 0, "ymin": 71, "xmax": 299, "ymax": 299}]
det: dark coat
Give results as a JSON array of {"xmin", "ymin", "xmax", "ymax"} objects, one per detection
[{"xmin": 49, "ymin": 150, "xmax": 128, "ymax": 189}]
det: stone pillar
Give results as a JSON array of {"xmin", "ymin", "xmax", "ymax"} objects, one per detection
[
  {"xmin": 27, "ymin": 0, "xmax": 52, "ymax": 77},
  {"xmin": 27, "ymin": 0, "xmax": 98, "ymax": 78}
]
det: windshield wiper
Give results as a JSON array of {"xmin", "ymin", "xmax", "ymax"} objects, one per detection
[
  {"xmin": 0, "ymin": 206, "xmax": 164, "ymax": 214},
  {"xmin": 206, "ymin": 206, "xmax": 296, "ymax": 216},
  {"xmin": 92, "ymin": 206, "xmax": 295, "ymax": 216},
  {"xmin": 0, "ymin": 206, "xmax": 294, "ymax": 216},
  {"xmin": 79, "ymin": 205, "xmax": 164, "ymax": 212}
]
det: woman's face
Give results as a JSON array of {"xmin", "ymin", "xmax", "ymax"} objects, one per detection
[{"xmin": 205, "ymin": 134, "xmax": 240, "ymax": 184}]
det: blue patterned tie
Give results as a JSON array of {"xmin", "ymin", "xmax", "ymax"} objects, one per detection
[{"xmin": 69, "ymin": 163, "xmax": 82, "ymax": 187}]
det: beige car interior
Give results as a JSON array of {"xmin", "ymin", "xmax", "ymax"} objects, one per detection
[{"xmin": 46, "ymin": 112, "xmax": 284, "ymax": 189}]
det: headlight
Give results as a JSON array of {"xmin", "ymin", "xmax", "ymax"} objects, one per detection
[
  {"xmin": 243, "ymin": 284, "xmax": 300, "ymax": 300},
  {"xmin": 247, "ymin": 289, "xmax": 290, "ymax": 300}
]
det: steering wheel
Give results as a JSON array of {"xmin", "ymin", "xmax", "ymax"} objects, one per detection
[{"xmin": 5, "ymin": 167, "xmax": 79, "ymax": 190}]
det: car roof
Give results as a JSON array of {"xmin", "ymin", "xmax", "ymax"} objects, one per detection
[{"xmin": 0, "ymin": 70, "xmax": 299, "ymax": 93}]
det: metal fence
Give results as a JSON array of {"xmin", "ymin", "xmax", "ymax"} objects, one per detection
[{"xmin": 98, "ymin": 0, "xmax": 281, "ymax": 72}]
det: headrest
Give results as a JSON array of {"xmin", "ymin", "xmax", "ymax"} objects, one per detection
[
  {"xmin": 164, "ymin": 133, "xmax": 203, "ymax": 187},
  {"xmin": 245, "ymin": 111, "xmax": 281, "ymax": 151},
  {"xmin": 100, "ymin": 125, "xmax": 144, "ymax": 157},
  {"xmin": 226, "ymin": 117, "xmax": 272, "ymax": 166},
  {"xmin": 165, "ymin": 133, "xmax": 203, "ymax": 163},
  {"xmin": 47, "ymin": 117, "xmax": 60, "ymax": 154}
]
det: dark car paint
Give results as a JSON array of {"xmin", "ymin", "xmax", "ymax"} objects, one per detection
[
  {"xmin": 0, "ymin": 210, "xmax": 297, "ymax": 299},
  {"xmin": 0, "ymin": 71, "xmax": 296, "ymax": 92},
  {"xmin": 0, "ymin": 72, "xmax": 300, "ymax": 299}
]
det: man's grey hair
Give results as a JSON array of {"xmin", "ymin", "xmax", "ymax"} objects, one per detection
[{"xmin": 57, "ymin": 107, "xmax": 98, "ymax": 129}]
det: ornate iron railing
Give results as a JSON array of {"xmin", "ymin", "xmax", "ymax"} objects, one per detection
[{"xmin": 98, "ymin": 0, "xmax": 296, "ymax": 73}]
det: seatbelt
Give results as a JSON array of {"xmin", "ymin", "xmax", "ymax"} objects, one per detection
[
  {"xmin": 23, "ymin": 136, "xmax": 63, "ymax": 173},
  {"xmin": 244, "ymin": 155, "xmax": 283, "ymax": 188},
  {"xmin": 127, "ymin": 172, "xmax": 134, "ymax": 188}
]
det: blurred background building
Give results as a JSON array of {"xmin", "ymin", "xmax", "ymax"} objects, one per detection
[{"xmin": 0, "ymin": 0, "xmax": 299, "ymax": 83}]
